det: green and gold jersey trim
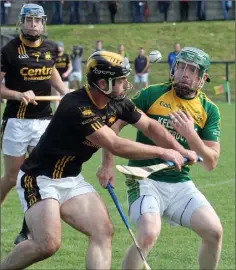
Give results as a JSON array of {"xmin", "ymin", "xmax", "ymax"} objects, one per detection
[{"xmin": 147, "ymin": 87, "xmax": 208, "ymax": 129}]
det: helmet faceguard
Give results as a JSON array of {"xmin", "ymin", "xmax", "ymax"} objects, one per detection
[
  {"xmin": 170, "ymin": 47, "xmax": 210, "ymax": 98},
  {"xmin": 17, "ymin": 3, "xmax": 47, "ymax": 42},
  {"xmin": 86, "ymin": 51, "xmax": 133, "ymax": 101}
]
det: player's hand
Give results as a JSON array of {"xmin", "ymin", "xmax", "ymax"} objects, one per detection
[
  {"xmin": 160, "ymin": 149, "xmax": 184, "ymax": 171},
  {"xmin": 96, "ymin": 165, "xmax": 115, "ymax": 189},
  {"xmin": 183, "ymin": 149, "xmax": 198, "ymax": 165},
  {"xmin": 168, "ymin": 110, "xmax": 195, "ymax": 139},
  {"xmin": 62, "ymin": 73, "xmax": 68, "ymax": 79},
  {"xmin": 16, "ymin": 90, "xmax": 38, "ymax": 106}
]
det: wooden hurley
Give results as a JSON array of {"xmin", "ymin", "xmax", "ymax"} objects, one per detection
[{"xmin": 34, "ymin": 96, "xmax": 62, "ymax": 101}]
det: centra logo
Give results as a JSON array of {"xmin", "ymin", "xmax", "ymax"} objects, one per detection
[
  {"xmin": 20, "ymin": 66, "xmax": 53, "ymax": 76},
  {"xmin": 160, "ymin": 101, "xmax": 171, "ymax": 109}
]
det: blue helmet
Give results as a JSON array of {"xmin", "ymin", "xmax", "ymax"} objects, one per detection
[
  {"xmin": 19, "ymin": 3, "xmax": 47, "ymax": 21},
  {"xmin": 18, "ymin": 3, "xmax": 47, "ymax": 42}
]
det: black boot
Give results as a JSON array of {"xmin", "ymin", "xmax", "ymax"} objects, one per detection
[{"xmin": 14, "ymin": 218, "xmax": 29, "ymax": 245}]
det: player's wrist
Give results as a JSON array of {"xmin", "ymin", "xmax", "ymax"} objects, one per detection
[
  {"xmin": 156, "ymin": 147, "xmax": 165, "ymax": 159},
  {"xmin": 14, "ymin": 91, "xmax": 22, "ymax": 101},
  {"xmin": 185, "ymin": 129, "xmax": 198, "ymax": 141}
]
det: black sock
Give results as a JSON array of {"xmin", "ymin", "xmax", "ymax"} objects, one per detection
[{"xmin": 20, "ymin": 217, "xmax": 29, "ymax": 234}]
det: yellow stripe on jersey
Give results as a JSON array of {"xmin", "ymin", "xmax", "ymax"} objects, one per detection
[
  {"xmin": 17, "ymin": 102, "xmax": 26, "ymax": 119},
  {"xmin": 52, "ymin": 156, "xmax": 76, "ymax": 179},
  {"xmin": 146, "ymin": 88, "xmax": 207, "ymax": 129},
  {"xmin": 20, "ymin": 105, "xmax": 27, "ymax": 119},
  {"xmin": 19, "ymin": 45, "xmax": 24, "ymax": 56},
  {"xmin": 58, "ymin": 156, "xmax": 75, "ymax": 178},
  {"xmin": 53, "ymin": 156, "xmax": 67, "ymax": 179},
  {"xmin": 22, "ymin": 44, "xmax": 27, "ymax": 55},
  {"xmin": 91, "ymin": 122, "xmax": 103, "ymax": 131}
]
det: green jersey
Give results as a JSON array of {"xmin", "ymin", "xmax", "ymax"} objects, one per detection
[{"xmin": 128, "ymin": 82, "xmax": 221, "ymax": 183}]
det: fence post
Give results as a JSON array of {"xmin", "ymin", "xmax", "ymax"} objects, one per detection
[{"xmin": 225, "ymin": 62, "xmax": 230, "ymax": 103}]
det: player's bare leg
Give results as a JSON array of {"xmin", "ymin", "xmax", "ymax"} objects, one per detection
[
  {"xmin": 13, "ymin": 146, "xmax": 35, "ymax": 245},
  {"xmin": 60, "ymin": 192, "xmax": 114, "ymax": 269},
  {"xmin": 1, "ymin": 155, "xmax": 25, "ymax": 204},
  {"xmin": 134, "ymin": 82, "xmax": 140, "ymax": 93},
  {"xmin": 122, "ymin": 213, "xmax": 161, "ymax": 270},
  {"xmin": 142, "ymin": 81, "xmax": 148, "ymax": 89},
  {"xmin": 191, "ymin": 205, "xmax": 223, "ymax": 270},
  {"xmin": 0, "ymin": 199, "xmax": 61, "ymax": 269},
  {"xmin": 51, "ymin": 87, "xmax": 60, "ymax": 111}
]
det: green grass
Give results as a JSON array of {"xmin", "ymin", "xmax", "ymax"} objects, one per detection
[{"xmin": 1, "ymin": 103, "xmax": 235, "ymax": 269}]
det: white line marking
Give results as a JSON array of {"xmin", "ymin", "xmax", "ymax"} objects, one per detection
[{"xmin": 198, "ymin": 178, "xmax": 235, "ymax": 189}]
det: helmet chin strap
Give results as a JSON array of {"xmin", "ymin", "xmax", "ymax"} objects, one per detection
[
  {"xmin": 21, "ymin": 30, "xmax": 41, "ymax": 42},
  {"xmin": 91, "ymin": 78, "xmax": 133, "ymax": 101}
]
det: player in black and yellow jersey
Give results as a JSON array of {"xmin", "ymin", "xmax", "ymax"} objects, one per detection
[
  {"xmin": 0, "ymin": 3, "xmax": 70, "ymax": 244},
  {"xmin": 55, "ymin": 41, "xmax": 72, "ymax": 86},
  {"xmin": 0, "ymin": 50, "xmax": 197, "ymax": 269},
  {"xmin": 52, "ymin": 41, "xmax": 72, "ymax": 109}
]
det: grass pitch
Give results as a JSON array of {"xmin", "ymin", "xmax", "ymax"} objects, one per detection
[{"xmin": 1, "ymin": 102, "xmax": 235, "ymax": 269}]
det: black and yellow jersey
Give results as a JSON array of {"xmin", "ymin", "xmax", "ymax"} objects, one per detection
[
  {"xmin": 21, "ymin": 85, "xmax": 142, "ymax": 178},
  {"xmin": 1, "ymin": 35, "xmax": 58, "ymax": 119},
  {"xmin": 128, "ymin": 82, "xmax": 221, "ymax": 183},
  {"xmin": 55, "ymin": 53, "xmax": 71, "ymax": 81}
]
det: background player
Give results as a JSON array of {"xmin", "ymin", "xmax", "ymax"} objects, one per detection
[
  {"xmin": 0, "ymin": 3, "xmax": 71, "ymax": 244},
  {"xmin": 53, "ymin": 41, "xmax": 72, "ymax": 109}
]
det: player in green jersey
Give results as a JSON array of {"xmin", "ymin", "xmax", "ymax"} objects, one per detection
[{"xmin": 97, "ymin": 47, "xmax": 222, "ymax": 270}]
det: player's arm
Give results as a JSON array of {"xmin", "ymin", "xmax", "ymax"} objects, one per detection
[
  {"xmin": 168, "ymin": 110, "xmax": 220, "ymax": 171},
  {"xmin": 87, "ymin": 124, "xmax": 184, "ymax": 167},
  {"xmin": 62, "ymin": 57, "xmax": 73, "ymax": 78},
  {"xmin": 0, "ymin": 72, "xmax": 37, "ymax": 105},
  {"xmin": 186, "ymin": 136, "xmax": 219, "ymax": 171},
  {"xmin": 50, "ymin": 66, "xmax": 70, "ymax": 95},
  {"xmin": 100, "ymin": 120, "xmax": 128, "ymax": 167},
  {"xmin": 133, "ymin": 111, "xmax": 195, "ymax": 159}
]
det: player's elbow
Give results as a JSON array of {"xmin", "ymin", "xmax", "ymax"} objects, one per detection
[
  {"xmin": 204, "ymin": 157, "xmax": 219, "ymax": 171},
  {"xmin": 106, "ymin": 137, "xmax": 127, "ymax": 157}
]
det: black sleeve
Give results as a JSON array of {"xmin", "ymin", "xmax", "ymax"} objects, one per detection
[{"xmin": 116, "ymin": 98, "xmax": 142, "ymax": 124}]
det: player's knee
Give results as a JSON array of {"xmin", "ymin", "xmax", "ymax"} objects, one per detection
[
  {"xmin": 37, "ymin": 237, "xmax": 61, "ymax": 259},
  {"xmin": 138, "ymin": 229, "xmax": 158, "ymax": 249},
  {"xmin": 92, "ymin": 220, "xmax": 114, "ymax": 243},
  {"xmin": 202, "ymin": 222, "xmax": 223, "ymax": 245},
  {"xmin": 3, "ymin": 170, "xmax": 18, "ymax": 187}
]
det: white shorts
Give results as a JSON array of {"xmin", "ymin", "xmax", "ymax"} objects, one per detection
[
  {"xmin": 134, "ymin": 73, "xmax": 148, "ymax": 83},
  {"xmin": 17, "ymin": 170, "xmax": 96, "ymax": 213},
  {"xmin": 129, "ymin": 179, "xmax": 211, "ymax": 228},
  {"xmin": 1, "ymin": 118, "xmax": 50, "ymax": 156},
  {"xmin": 69, "ymin": 71, "xmax": 82, "ymax": 82}
]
